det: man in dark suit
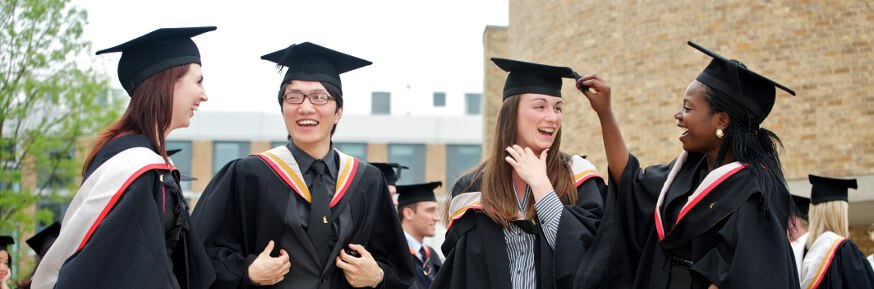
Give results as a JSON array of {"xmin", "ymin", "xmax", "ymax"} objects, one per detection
[{"xmin": 397, "ymin": 182, "xmax": 443, "ymax": 289}]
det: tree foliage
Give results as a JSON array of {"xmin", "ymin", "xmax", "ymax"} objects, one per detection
[{"xmin": 0, "ymin": 0, "xmax": 121, "ymax": 280}]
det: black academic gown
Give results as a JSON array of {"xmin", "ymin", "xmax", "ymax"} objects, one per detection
[
  {"xmin": 410, "ymin": 245, "xmax": 442, "ymax": 289},
  {"xmin": 807, "ymin": 239, "xmax": 874, "ymax": 289},
  {"xmin": 191, "ymin": 149, "xmax": 414, "ymax": 289},
  {"xmin": 432, "ymin": 165, "xmax": 608, "ymax": 289},
  {"xmin": 54, "ymin": 134, "xmax": 215, "ymax": 289},
  {"xmin": 605, "ymin": 152, "xmax": 798, "ymax": 289}
]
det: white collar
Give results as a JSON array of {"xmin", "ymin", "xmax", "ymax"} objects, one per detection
[{"xmin": 404, "ymin": 231, "xmax": 424, "ymax": 258}]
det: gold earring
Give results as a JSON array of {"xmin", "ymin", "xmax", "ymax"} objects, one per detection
[{"xmin": 716, "ymin": 128, "xmax": 724, "ymax": 139}]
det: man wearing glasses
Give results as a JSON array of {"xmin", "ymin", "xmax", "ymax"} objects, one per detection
[{"xmin": 192, "ymin": 42, "xmax": 414, "ymax": 289}]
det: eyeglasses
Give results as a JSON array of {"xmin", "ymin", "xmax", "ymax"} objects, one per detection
[{"xmin": 283, "ymin": 92, "xmax": 335, "ymax": 105}]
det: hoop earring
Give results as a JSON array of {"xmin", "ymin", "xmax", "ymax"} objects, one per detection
[{"xmin": 715, "ymin": 128, "xmax": 724, "ymax": 139}]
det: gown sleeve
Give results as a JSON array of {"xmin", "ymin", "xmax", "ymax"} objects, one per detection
[
  {"xmin": 190, "ymin": 160, "xmax": 260, "ymax": 289},
  {"xmin": 691, "ymin": 196, "xmax": 800, "ymax": 289},
  {"xmin": 54, "ymin": 172, "xmax": 180, "ymax": 288},
  {"xmin": 345, "ymin": 165, "xmax": 415, "ymax": 289}
]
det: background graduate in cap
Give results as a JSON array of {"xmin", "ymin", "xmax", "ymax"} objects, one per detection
[
  {"xmin": 397, "ymin": 181, "xmax": 443, "ymax": 289},
  {"xmin": 0, "ymin": 236, "xmax": 13, "ymax": 289},
  {"xmin": 799, "ymin": 175, "xmax": 874, "ymax": 288},
  {"xmin": 433, "ymin": 58, "xmax": 609, "ymax": 289},
  {"xmin": 581, "ymin": 41, "xmax": 799, "ymax": 288},
  {"xmin": 370, "ymin": 162, "xmax": 408, "ymax": 205},
  {"xmin": 14, "ymin": 222, "xmax": 61, "ymax": 289},
  {"xmin": 789, "ymin": 195, "xmax": 810, "ymax": 278},
  {"xmin": 32, "ymin": 26, "xmax": 216, "ymax": 289},
  {"xmin": 192, "ymin": 42, "xmax": 414, "ymax": 289}
]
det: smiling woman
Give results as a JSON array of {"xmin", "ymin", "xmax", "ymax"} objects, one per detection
[
  {"xmin": 32, "ymin": 26, "xmax": 217, "ymax": 289},
  {"xmin": 434, "ymin": 58, "xmax": 611, "ymax": 289},
  {"xmin": 581, "ymin": 41, "xmax": 800, "ymax": 289}
]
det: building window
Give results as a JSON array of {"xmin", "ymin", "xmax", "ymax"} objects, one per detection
[
  {"xmin": 166, "ymin": 141, "xmax": 193, "ymax": 190},
  {"xmin": 446, "ymin": 145, "xmax": 482, "ymax": 188},
  {"xmin": 465, "ymin": 93, "xmax": 482, "ymax": 115},
  {"xmin": 271, "ymin": 140, "xmax": 287, "ymax": 148},
  {"xmin": 372, "ymin": 91, "xmax": 391, "ymax": 115},
  {"xmin": 388, "ymin": 144, "xmax": 426, "ymax": 185},
  {"xmin": 213, "ymin": 141, "xmax": 250, "ymax": 174},
  {"xmin": 433, "ymin": 92, "xmax": 446, "ymax": 107},
  {"xmin": 334, "ymin": 143, "xmax": 367, "ymax": 160}
]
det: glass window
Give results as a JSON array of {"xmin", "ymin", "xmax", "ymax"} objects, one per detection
[
  {"xmin": 166, "ymin": 141, "xmax": 192, "ymax": 190},
  {"xmin": 446, "ymin": 145, "xmax": 482, "ymax": 188},
  {"xmin": 213, "ymin": 141, "xmax": 251, "ymax": 174},
  {"xmin": 465, "ymin": 93, "xmax": 482, "ymax": 115},
  {"xmin": 271, "ymin": 140, "xmax": 287, "ymax": 148},
  {"xmin": 372, "ymin": 91, "xmax": 391, "ymax": 115},
  {"xmin": 388, "ymin": 144, "xmax": 426, "ymax": 185},
  {"xmin": 433, "ymin": 92, "xmax": 446, "ymax": 107},
  {"xmin": 334, "ymin": 143, "xmax": 367, "ymax": 160}
]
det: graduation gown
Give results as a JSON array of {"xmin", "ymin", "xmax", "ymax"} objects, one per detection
[
  {"xmin": 191, "ymin": 146, "xmax": 414, "ymax": 289},
  {"xmin": 410, "ymin": 245, "xmax": 442, "ymax": 289},
  {"xmin": 33, "ymin": 134, "xmax": 215, "ymax": 289},
  {"xmin": 432, "ymin": 155, "xmax": 610, "ymax": 289},
  {"xmin": 799, "ymin": 231, "xmax": 874, "ymax": 289},
  {"xmin": 605, "ymin": 151, "xmax": 798, "ymax": 289}
]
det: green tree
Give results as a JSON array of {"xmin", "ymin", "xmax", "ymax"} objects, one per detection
[{"xmin": 0, "ymin": 0, "xmax": 120, "ymax": 281}]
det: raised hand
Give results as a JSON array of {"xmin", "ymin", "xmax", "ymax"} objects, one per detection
[
  {"xmin": 504, "ymin": 144, "xmax": 554, "ymax": 201},
  {"xmin": 578, "ymin": 74, "xmax": 613, "ymax": 116},
  {"xmin": 247, "ymin": 240, "xmax": 291, "ymax": 286}
]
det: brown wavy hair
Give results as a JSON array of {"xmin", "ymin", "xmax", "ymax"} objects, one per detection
[
  {"xmin": 457, "ymin": 94, "xmax": 576, "ymax": 227},
  {"xmin": 82, "ymin": 64, "xmax": 191, "ymax": 174}
]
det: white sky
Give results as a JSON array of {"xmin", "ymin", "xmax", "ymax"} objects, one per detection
[{"xmin": 73, "ymin": 0, "xmax": 509, "ymax": 114}]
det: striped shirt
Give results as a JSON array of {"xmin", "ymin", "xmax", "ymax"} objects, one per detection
[{"xmin": 505, "ymin": 191, "xmax": 564, "ymax": 289}]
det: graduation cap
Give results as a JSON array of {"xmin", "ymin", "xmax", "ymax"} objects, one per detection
[
  {"xmin": 96, "ymin": 26, "xmax": 216, "ymax": 96},
  {"xmin": 491, "ymin": 58, "xmax": 580, "ymax": 100},
  {"xmin": 370, "ymin": 162, "xmax": 409, "ymax": 186},
  {"xmin": 0, "ymin": 235, "xmax": 12, "ymax": 251},
  {"xmin": 397, "ymin": 181, "xmax": 442, "ymax": 207},
  {"xmin": 688, "ymin": 41, "xmax": 795, "ymax": 124},
  {"xmin": 26, "ymin": 222, "xmax": 60, "ymax": 258},
  {"xmin": 167, "ymin": 149, "xmax": 198, "ymax": 181},
  {"xmin": 809, "ymin": 174, "xmax": 858, "ymax": 205},
  {"xmin": 261, "ymin": 42, "xmax": 372, "ymax": 91},
  {"xmin": 791, "ymin": 195, "xmax": 810, "ymax": 221}
]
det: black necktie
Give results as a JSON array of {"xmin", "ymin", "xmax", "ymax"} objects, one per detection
[
  {"xmin": 419, "ymin": 246, "xmax": 434, "ymax": 281},
  {"xmin": 307, "ymin": 160, "xmax": 331, "ymax": 263}
]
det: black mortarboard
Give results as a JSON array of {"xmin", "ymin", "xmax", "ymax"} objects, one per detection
[
  {"xmin": 397, "ymin": 181, "xmax": 441, "ymax": 207},
  {"xmin": 167, "ymin": 149, "xmax": 198, "ymax": 181},
  {"xmin": 688, "ymin": 41, "xmax": 795, "ymax": 124},
  {"xmin": 0, "ymin": 235, "xmax": 13, "ymax": 250},
  {"xmin": 491, "ymin": 58, "xmax": 580, "ymax": 100},
  {"xmin": 809, "ymin": 174, "xmax": 858, "ymax": 205},
  {"xmin": 261, "ymin": 42, "xmax": 372, "ymax": 91},
  {"xmin": 26, "ymin": 222, "xmax": 60, "ymax": 258},
  {"xmin": 96, "ymin": 26, "xmax": 216, "ymax": 96},
  {"xmin": 370, "ymin": 162, "xmax": 409, "ymax": 186},
  {"xmin": 791, "ymin": 195, "xmax": 810, "ymax": 221}
]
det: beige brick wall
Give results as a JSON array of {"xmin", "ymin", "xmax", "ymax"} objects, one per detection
[
  {"xmin": 850, "ymin": 224, "xmax": 874, "ymax": 256},
  {"xmin": 191, "ymin": 140, "xmax": 213, "ymax": 193},
  {"xmin": 367, "ymin": 143, "xmax": 389, "ymax": 162},
  {"xmin": 426, "ymin": 144, "xmax": 448, "ymax": 197},
  {"xmin": 487, "ymin": 0, "xmax": 874, "ymax": 182},
  {"xmin": 483, "ymin": 26, "xmax": 509, "ymax": 158}
]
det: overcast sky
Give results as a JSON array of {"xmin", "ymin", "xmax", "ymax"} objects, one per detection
[{"xmin": 73, "ymin": 0, "xmax": 509, "ymax": 114}]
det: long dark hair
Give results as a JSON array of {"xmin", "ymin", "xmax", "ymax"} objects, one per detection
[
  {"xmin": 703, "ymin": 80, "xmax": 788, "ymax": 212},
  {"xmin": 82, "ymin": 64, "xmax": 191, "ymax": 174},
  {"xmin": 457, "ymin": 94, "xmax": 576, "ymax": 227}
]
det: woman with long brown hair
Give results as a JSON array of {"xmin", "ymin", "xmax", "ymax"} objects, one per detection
[
  {"xmin": 432, "ymin": 58, "xmax": 609, "ymax": 289},
  {"xmin": 32, "ymin": 26, "xmax": 216, "ymax": 289}
]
